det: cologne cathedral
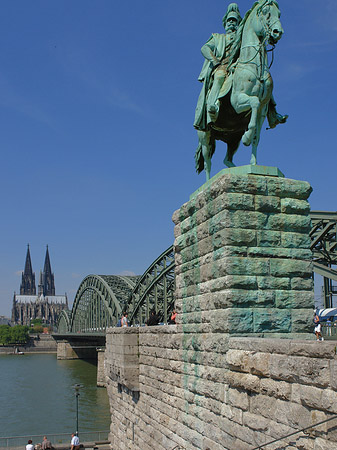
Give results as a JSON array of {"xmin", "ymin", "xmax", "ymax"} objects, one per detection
[{"xmin": 11, "ymin": 245, "xmax": 69, "ymax": 326}]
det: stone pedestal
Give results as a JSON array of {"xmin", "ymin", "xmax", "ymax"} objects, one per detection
[{"xmin": 172, "ymin": 171, "xmax": 314, "ymax": 337}]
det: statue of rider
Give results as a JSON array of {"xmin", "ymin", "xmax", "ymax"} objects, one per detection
[
  {"xmin": 194, "ymin": 3, "xmax": 242, "ymax": 130},
  {"xmin": 194, "ymin": 2, "xmax": 287, "ymax": 132}
]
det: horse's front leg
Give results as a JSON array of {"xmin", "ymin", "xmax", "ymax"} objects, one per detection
[{"xmin": 231, "ymin": 90, "xmax": 260, "ymax": 146}]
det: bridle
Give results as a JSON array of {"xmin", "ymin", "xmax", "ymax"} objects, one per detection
[
  {"xmin": 237, "ymin": 0, "xmax": 281, "ymax": 70},
  {"xmin": 256, "ymin": 0, "xmax": 281, "ymax": 47}
]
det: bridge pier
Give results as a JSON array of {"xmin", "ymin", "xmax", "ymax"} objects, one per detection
[
  {"xmin": 97, "ymin": 348, "xmax": 106, "ymax": 387},
  {"xmin": 56, "ymin": 340, "xmax": 99, "ymax": 360},
  {"xmin": 54, "ymin": 334, "xmax": 106, "ymax": 360}
]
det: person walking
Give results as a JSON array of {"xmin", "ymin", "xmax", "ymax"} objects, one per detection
[
  {"xmin": 41, "ymin": 436, "xmax": 52, "ymax": 450},
  {"xmin": 314, "ymin": 313, "xmax": 324, "ymax": 341},
  {"xmin": 26, "ymin": 440, "xmax": 34, "ymax": 450},
  {"xmin": 70, "ymin": 433, "xmax": 80, "ymax": 450},
  {"xmin": 121, "ymin": 312, "xmax": 129, "ymax": 327}
]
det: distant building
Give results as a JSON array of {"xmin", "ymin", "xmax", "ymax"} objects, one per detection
[
  {"xmin": 12, "ymin": 245, "xmax": 68, "ymax": 326},
  {"xmin": 0, "ymin": 316, "xmax": 11, "ymax": 326}
]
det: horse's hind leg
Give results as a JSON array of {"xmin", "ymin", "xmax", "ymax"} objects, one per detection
[
  {"xmin": 197, "ymin": 130, "xmax": 213, "ymax": 181},
  {"xmin": 224, "ymin": 139, "xmax": 240, "ymax": 167}
]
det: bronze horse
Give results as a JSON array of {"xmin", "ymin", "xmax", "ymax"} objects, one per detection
[{"xmin": 195, "ymin": 0, "xmax": 285, "ymax": 180}]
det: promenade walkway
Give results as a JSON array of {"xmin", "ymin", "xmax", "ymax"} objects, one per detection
[{"xmin": 0, "ymin": 432, "xmax": 109, "ymax": 450}]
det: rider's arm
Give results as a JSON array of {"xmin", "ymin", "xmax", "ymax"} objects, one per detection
[{"xmin": 201, "ymin": 36, "xmax": 220, "ymax": 68}]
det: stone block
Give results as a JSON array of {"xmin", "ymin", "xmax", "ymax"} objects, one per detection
[
  {"xmin": 224, "ymin": 371, "xmax": 261, "ymax": 393},
  {"xmin": 228, "ymin": 210, "xmax": 269, "ymax": 230},
  {"xmin": 291, "ymin": 309, "xmax": 314, "ymax": 333},
  {"xmin": 226, "ymin": 349, "xmax": 250, "ymax": 372},
  {"xmin": 226, "ymin": 349, "xmax": 270, "ymax": 377},
  {"xmin": 275, "ymin": 290, "xmax": 313, "ymax": 309},
  {"xmin": 212, "ymin": 257, "xmax": 269, "ymax": 277},
  {"xmin": 253, "ymin": 309, "xmax": 291, "ymax": 333},
  {"xmin": 270, "ymin": 259, "xmax": 313, "ymax": 278},
  {"xmin": 212, "ymin": 227, "xmax": 256, "ymax": 248},
  {"xmin": 270, "ymin": 354, "xmax": 331, "ymax": 388},
  {"xmin": 260, "ymin": 378, "xmax": 291, "ymax": 401},
  {"xmin": 331, "ymin": 359, "xmax": 337, "ymax": 390},
  {"xmin": 281, "ymin": 198, "xmax": 311, "ymax": 215},
  {"xmin": 228, "ymin": 388, "xmax": 249, "ymax": 411},
  {"xmin": 281, "ymin": 231, "xmax": 311, "ymax": 248},
  {"xmin": 257, "ymin": 276, "xmax": 291, "ymax": 290},
  {"xmin": 248, "ymin": 246, "xmax": 312, "ymax": 260},
  {"xmin": 254, "ymin": 195, "xmax": 280, "ymax": 213},
  {"xmin": 266, "ymin": 178, "xmax": 312, "ymax": 200},
  {"xmin": 314, "ymin": 437, "xmax": 337, "ymax": 450},
  {"xmin": 250, "ymin": 394, "xmax": 311, "ymax": 429},
  {"xmin": 256, "ymin": 229, "xmax": 281, "ymax": 247},
  {"xmin": 227, "ymin": 308, "xmax": 254, "ymax": 334},
  {"xmin": 267, "ymin": 213, "xmax": 311, "ymax": 233},
  {"xmin": 291, "ymin": 277, "xmax": 314, "ymax": 290}
]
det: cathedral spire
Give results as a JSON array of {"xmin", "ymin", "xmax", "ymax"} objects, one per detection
[
  {"xmin": 41, "ymin": 245, "xmax": 55, "ymax": 296},
  {"xmin": 20, "ymin": 244, "xmax": 36, "ymax": 295}
]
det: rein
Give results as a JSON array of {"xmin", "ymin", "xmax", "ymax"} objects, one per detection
[{"xmin": 237, "ymin": 3, "xmax": 279, "ymax": 71}]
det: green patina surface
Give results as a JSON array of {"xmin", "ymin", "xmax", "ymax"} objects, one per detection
[
  {"xmin": 190, "ymin": 165, "xmax": 284, "ymax": 200},
  {"xmin": 179, "ymin": 196, "xmax": 202, "ymax": 416},
  {"xmin": 194, "ymin": 1, "xmax": 288, "ymax": 180},
  {"xmin": 176, "ymin": 171, "xmax": 314, "ymax": 431},
  {"xmin": 177, "ymin": 173, "xmax": 314, "ymax": 336}
]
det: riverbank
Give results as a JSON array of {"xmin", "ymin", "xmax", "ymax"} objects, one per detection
[{"xmin": 0, "ymin": 334, "xmax": 56, "ymax": 354}]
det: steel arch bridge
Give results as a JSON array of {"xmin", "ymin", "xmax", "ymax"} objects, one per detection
[
  {"xmin": 57, "ymin": 211, "xmax": 337, "ymax": 335},
  {"xmin": 57, "ymin": 246, "xmax": 175, "ymax": 334},
  {"xmin": 310, "ymin": 211, "xmax": 337, "ymax": 308}
]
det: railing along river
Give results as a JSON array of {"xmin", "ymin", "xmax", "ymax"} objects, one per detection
[{"xmin": 0, "ymin": 431, "xmax": 109, "ymax": 449}]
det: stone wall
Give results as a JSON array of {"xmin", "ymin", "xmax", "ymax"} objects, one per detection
[
  {"xmin": 104, "ymin": 172, "xmax": 337, "ymax": 449},
  {"xmin": 105, "ymin": 328, "xmax": 337, "ymax": 450}
]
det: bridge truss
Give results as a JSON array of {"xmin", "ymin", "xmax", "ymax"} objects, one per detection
[
  {"xmin": 310, "ymin": 211, "xmax": 337, "ymax": 308},
  {"xmin": 57, "ymin": 246, "xmax": 175, "ymax": 333}
]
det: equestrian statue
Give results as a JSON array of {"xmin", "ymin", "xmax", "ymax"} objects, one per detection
[{"xmin": 194, "ymin": 0, "xmax": 288, "ymax": 180}]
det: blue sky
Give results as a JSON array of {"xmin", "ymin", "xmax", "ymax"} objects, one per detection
[{"xmin": 0, "ymin": 0, "xmax": 336, "ymax": 316}]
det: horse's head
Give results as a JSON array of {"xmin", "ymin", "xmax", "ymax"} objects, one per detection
[{"xmin": 256, "ymin": 0, "xmax": 283, "ymax": 45}]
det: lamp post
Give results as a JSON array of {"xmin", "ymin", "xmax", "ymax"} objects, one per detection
[{"xmin": 73, "ymin": 384, "xmax": 83, "ymax": 435}]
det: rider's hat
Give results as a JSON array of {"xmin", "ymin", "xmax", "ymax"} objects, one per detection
[{"xmin": 223, "ymin": 3, "xmax": 242, "ymax": 27}]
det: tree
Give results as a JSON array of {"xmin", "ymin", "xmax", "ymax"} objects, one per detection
[{"xmin": 0, "ymin": 325, "xmax": 29, "ymax": 345}]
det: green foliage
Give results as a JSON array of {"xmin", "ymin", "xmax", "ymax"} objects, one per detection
[
  {"xmin": 30, "ymin": 319, "xmax": 42, "ymax": 325},
  {"xmin": 29, "ymin": 324, "xmax": 43, "ymax": 334},
  {"xmin": 0, "ymin": 325, "xmax": 30, "ymax": 345}
]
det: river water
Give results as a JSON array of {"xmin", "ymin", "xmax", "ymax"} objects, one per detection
[{"xmin": 0, "ymin": 354, "xmax": 111, "ymax": 438}]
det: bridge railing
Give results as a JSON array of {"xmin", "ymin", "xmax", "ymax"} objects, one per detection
[
  {"xmin": 321, "ymin": 322, "xmax": 337, "ymax": 339},
  {"xmin": 0, "ymin": 431, "xmax": 109, "ymax": 449}
]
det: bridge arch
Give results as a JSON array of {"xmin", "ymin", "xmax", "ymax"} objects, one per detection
[
  {"xmin": 128, "ymin": 246, "xmax": 175, "ymax": 325},
  {"xmin": 69, "ymin": 274, "xmax": 139, "ymax": 333},
  {"xmin": 57, "ymin": 310, "xmax": 71, "ymax": 333}
]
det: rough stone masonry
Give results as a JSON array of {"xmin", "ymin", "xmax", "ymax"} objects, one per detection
[{"xmin": 104, "ymin": 172, "xmax": 337, "ymax": 450}]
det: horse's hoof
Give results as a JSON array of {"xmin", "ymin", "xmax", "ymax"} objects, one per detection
[
  {"xmin": 250, "ymin": 156, "xmax": 257, "ymax": 165},
  {"xmin": 223, "ymin": 159, "xmax": 236, "ymax": 168},
  {"xmin": 242, "ymin": 133, "xmax": 251, "ymax": 146}
]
